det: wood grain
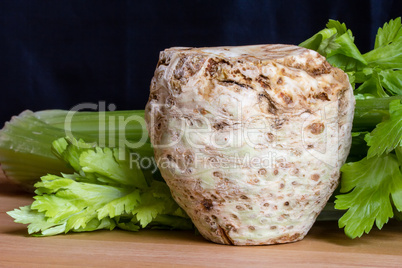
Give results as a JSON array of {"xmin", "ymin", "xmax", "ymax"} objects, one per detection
[{"xmin": 1, "ymin": 183, "xmax": 401, "ymax": 267}]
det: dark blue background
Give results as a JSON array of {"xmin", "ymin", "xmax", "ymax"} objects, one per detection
[{"xmin": 1, "ymin": 0, "xmax": 401, "ymax": 125}]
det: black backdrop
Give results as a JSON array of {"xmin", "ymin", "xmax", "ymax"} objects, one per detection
[{"xmin": 1, "ymin": 0, "xmax": 401, "ymax": 126}]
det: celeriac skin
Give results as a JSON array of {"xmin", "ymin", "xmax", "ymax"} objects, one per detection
[{"xmin": 145, "ymin": 44, "xmax": 355, "ymax": 245}]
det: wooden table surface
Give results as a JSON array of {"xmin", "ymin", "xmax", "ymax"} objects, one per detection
[{"xmin": 1, "ymin": 171, "xmax": 402, "ymax": 267}]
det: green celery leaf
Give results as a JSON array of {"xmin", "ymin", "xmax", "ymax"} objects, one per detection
[
  {"xmin": 364, "ymin": 36, "xmax": 402, "ymax": 69},
  {"xmin": 9, "ymin": 173, "xmax": 139, "ymax": 235},
  {"xmin": 7, "ymin": 205, "xmax": 57, "ymax": 235},
  {"xmin": 379, "ymin": 69, "xmax": 402, "ymax": 95},
  {"xmin": 133, "ymin": 191, "xmax": 166, "ymax": 227},
  {"xmin": 79, "ymin": 147, "xmax": 147, "ymax": 188},
  {"xmin": 299, "ymin": 28, "xmax": 337, "ymax": 52},
  {"xmin": 326, "ymin": 20, "xmax": 348, "ymax": 35},
  {"xmin": 73, "ymin": 217, "xmax": 116, "ymax": 232},
  {"xmin": 354, "ymin": 71, "xmax": 389, "ymax": 98},
  {"xmin": 353, "ymin": 69, "xmax": 373, "ymax": 84},
  {"xmin": 327, "ymin": 54, "xmax": 364, "ymax": 75},
  {"xmin": 97, "ymin": 189, "xmax": 141, "ymax": 219},
  {"xmin": 365, "ymin": 99, "xmax": 402, "ymax": 157},
  {"xmin": 8, "ymin": 137, "xmax": 193, "ymax": 236},
  {"xmin": 374, "ymin": 17, "xmax": 402, "ymax": 49},
  {"xmin": 40, "ymin": 223, "xmax": 69, "ymax": 236},
  {"xmin": 52, "ymin": 137, "xmax": 94, "ymax": 172},
  {"xmin": 326, "ymin": 30, "xmax": 367, "ymax": 66},
  {"xmin": 300, "ymin": 19, "xmax": 366, "ymax": 72},
  {"xmin": 316, "ymin": 33, "xmax": 340, "ymax": 57},
  {"xmin": 31, "ymin": 175, "xmax": 133, "ymax": 231},
  {"xmin": 336, "ymin": 154, "xmax": 402, "ymax": 238},
  {"xmin": 317, "ymin": 34, "xmax": 341, "ymax": 57}
]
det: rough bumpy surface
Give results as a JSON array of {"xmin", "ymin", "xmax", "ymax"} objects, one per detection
[{"xmin": 145, "ymin": 44, "xmax": 355, "ymax": 245}]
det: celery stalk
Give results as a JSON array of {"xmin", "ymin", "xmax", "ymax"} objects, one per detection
[
  {"xmin": 352, "ymin": 96, "xmax": 402, "ymax": 131},
  {"xmin": 0, "ymin": 109, "xmax": 151, "ymax": 190}
]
